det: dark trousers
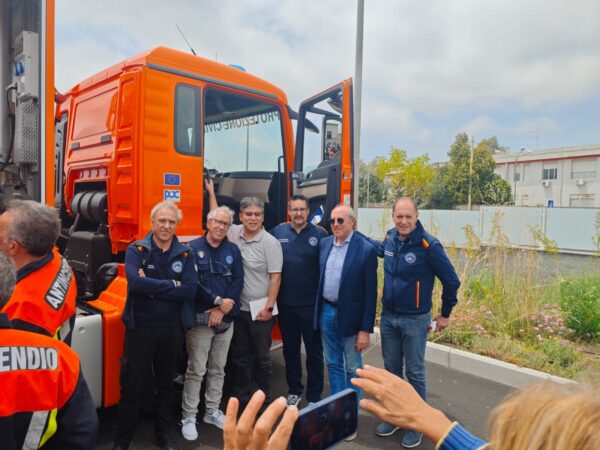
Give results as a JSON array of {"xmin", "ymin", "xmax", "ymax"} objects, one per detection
[
  {"xmin": 228, "ymin": 311, "xmax": 275, "ymax": 403},
  {"xmin": 114, "ymin": 324, "xmax": 183, "ymax": 447},
  {"xmin": 278, "ymin": 304, "xmax": 324, "ymax": 402}
]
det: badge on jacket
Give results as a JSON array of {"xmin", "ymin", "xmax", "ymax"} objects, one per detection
[
  {"xmin": 405, "ymin": 252, "xmax": 417, "ymax": 264},
  {"xmin": 171, "ymin": 261, "xmax": 183, "ymax": 273}
]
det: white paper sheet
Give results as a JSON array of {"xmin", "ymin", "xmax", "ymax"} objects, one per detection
[{"xmin": 248, "ymin": 297, "xmax": 278, "ymax": 320}]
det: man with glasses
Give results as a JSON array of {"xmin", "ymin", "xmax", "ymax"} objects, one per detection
[
  {"xmin": 0, "ymin": 251, "xmax": 99, "ymax": 449},
  {"xmin": 180, "ymin": 206, "xmax": 243, "ymax": 440},
  {"xmin": 270, "ymin": 195, "xmax": 326, "ymax": 407},
  {"xmin": 0, "ymin": 200, "xmax": 77, "ymax": 345},
  {"xmin": 315, "ymin": 204, "xmax": 377, "ymax": 441},
  {"xmin": 206, "ymin": 182, "xmax": 283, "ymax": 407}
]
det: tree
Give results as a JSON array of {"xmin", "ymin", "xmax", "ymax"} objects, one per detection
[
  {"xmin": 374, "ymin": 148, "xmax": 435, "ymax": 207},
  {"xmin": 444, "ymin": 133, "xmax": 498, "ymax": 206},
  {"xmin": 481, "ymin": 175, "xmax": 513, "ymax": 205},
  {"xmin": 427, "ymin": 165, "xmax": 455, "ymax": 209},
  {"xmin": 358, "ymin": 159, "xmax": 385, "ymax": 206}
]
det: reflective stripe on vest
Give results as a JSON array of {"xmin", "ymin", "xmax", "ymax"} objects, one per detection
[{"xmin": 23, "ymin": 410, "xmax": 49, "ymax": 450}]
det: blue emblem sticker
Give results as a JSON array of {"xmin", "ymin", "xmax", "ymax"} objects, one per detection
[
  {"xmin": 164, "ymin": 189, "xmax": 181, "ymax": 202},
  {"xmin": 309, "ymin": 236, "xmax": 318, "ymax": 247},
  {"xmin": 171, "ymin": 261, "xmax": 183, "ymax": 273},
  {"xmin": 226, "ymin": 255, "xmax": 234, "ymax": 265},
  {"xmin": 404, "ymin": 252, "xmax": 417, "ymax": 264},
  {"xmin": 197, "ymin": 250, "xmax": 205, "ymax": 259},
  {"xmin": 164, "ymin": 173, "xmax": 181, "ymax": 186}
]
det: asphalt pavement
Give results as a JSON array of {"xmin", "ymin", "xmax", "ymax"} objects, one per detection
[{"xmin": 94, "ymin": 337, "xmax": 513, "ymax": 449}]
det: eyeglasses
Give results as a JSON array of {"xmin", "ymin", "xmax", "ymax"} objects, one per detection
[
  {"xmin": 243, "ymin": 211, "xmax": 263, "ymax": 217},
  {"xmin": 330, "ymin": 217, "xmax": 345, "ymax": 225},
  {"xmin": 289, "ymin": 208, "xmax": 307, "ymax": 213},
  {"xmin": 210, "ymin": 219, "xmax": 231, "ymax": 228}
]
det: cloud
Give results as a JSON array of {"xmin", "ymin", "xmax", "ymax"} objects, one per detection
[{"xmin": 54, "ymin": 0, "xmax": 600, "ymax": 160}]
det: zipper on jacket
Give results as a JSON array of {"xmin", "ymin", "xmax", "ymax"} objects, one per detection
[{"xmin": 415, "ymin": 280, "xmax": 420, "ymax": 309}]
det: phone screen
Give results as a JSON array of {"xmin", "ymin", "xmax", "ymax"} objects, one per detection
[{"xmin": 290, "ymin": 388, "xmax": 357, "ymax": 450}]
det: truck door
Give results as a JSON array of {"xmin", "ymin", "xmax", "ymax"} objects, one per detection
[{"xmin": 293, "ymin": 79, "xmax": 353, "ymax": 230}]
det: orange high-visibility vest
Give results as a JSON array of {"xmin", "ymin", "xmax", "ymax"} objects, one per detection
[
  {"xmin": 2, "ymin": 249, "xmax": 77, "ymax": 341},
  {"xmin": 0, "ymin": 324, "xmax": 80, "ymax": 447}
]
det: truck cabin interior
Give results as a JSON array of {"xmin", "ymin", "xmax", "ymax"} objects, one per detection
[{"xmin": 195, "ymin": 88, "xmax": 288, "ymax": 231}]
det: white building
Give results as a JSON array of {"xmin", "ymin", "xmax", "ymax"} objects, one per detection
[{"xmin": 494, "ymin": 144, "xmax": 600, "ymax": 207}]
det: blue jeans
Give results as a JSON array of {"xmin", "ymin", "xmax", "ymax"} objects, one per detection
[
  {"xmin": 380, "ymin": 310, "xmax": 430, "ymax": 400},
  {"xmin": 319, "ymin": 303, "xmax": 362, "ymax": 398}
]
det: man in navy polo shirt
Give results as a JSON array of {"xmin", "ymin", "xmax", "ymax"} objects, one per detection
[{"xmin": 271, "ymin": 195, "xmax": 326, "ymax": 407}]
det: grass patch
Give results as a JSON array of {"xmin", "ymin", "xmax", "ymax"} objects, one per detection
[{"xmin": 376, "ymin": 212, "xmax": 600, "ymax": 381}]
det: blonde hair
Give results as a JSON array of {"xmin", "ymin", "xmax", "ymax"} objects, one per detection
[{"xmin": 488, "ymin": 382, "xmax": 600, "ymax": 450}]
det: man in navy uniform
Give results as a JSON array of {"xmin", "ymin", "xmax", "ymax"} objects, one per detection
[
  {"xmin": 271, "ymin": 195, "xmax": 326, "ymax": 407},
  {"xmin": 180, "ymin": 205, "xmax": 243, "ymax": 439},
  {"xmin": 113, "ymin": 201, "xmax": 197, "ymax": 450}
]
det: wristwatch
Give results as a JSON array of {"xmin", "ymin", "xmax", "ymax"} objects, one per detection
[
  {"xmin": 215, "ymin": 296, "xmax": 223, "ymax": 306},
  {"xmin": 267, "ymin": 306, "xmax": 274, "ymax": 313}
]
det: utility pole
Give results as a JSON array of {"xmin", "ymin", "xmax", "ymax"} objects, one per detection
[
  {"xmin": 467, "ymin": 135, "xmax": 474, "ymax": 210},
  {"xmin": 352, "ymin": 0, "xmax": 364, "ymax": 211}
]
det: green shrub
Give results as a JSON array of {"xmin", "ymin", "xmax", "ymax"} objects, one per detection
[{"xmin": 558, "ymin": 275, "xmax": 600, "ymax": 341}]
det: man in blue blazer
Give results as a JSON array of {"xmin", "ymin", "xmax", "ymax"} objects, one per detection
[{"xmin": 314, "ymin": 204, "xmax": 378, "ymax": 405}]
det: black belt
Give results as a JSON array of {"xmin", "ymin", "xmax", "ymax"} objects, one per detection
[{"xmin": 323, "ymin": 298, "xmax": 338, "ymax": 307}]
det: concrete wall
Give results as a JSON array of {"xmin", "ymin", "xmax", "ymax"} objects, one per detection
[{"xmin": 358, "ymin": 206, "xmax": 600, "ymax": 254}]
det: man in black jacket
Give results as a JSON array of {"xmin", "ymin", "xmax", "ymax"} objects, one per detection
[{"xmin": 113, "ymin": 201, "xmax": 197, "ymax": 450}]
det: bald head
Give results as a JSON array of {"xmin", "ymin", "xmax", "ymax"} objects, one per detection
[{"xmin": 392, "ymin": 197, "xmax": 419, "ymax": 240}]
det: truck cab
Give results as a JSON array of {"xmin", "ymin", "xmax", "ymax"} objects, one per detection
[{"xmin": 51, "ymin": 47, "xmax": 354, "ymax": 407}]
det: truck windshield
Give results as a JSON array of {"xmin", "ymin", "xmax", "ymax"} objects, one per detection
[{"xmin": 204, "ymin": 89, "xmax": 284, "ymax": 173}]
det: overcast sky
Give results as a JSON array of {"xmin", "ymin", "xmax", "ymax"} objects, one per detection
[{"xmin": 55, "ymin": 0, "xmax": 600, "ymax": 163}]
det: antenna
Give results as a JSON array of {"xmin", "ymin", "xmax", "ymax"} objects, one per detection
[{"xmin": 176, "ymin": 24, "xmax": 196, "ymax": 55}]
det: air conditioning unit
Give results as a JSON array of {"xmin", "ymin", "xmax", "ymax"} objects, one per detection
[
  {"xmin": 575, "ymin": 178, "xmax": 586, "ymax": 186},
  {"xmin": 542, "ymin": 180, "xmax": 550, "ymax": 187}
]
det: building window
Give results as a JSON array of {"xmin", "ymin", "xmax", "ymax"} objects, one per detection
[
  {"xmin": 542, "ymin": 168, "xmax": 558, "ymax": 180},
  {"xmin": 569, "ymin": 194, "xmax": 596, "ymax": 207},
  {"xmin": 571, "ymin": 158, "xmax": 597, "ymax": 179}
]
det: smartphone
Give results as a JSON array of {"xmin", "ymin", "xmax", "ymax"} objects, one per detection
[{"xmin": 289, "ymin": 388, "xmax": 357, "ymax": 450}]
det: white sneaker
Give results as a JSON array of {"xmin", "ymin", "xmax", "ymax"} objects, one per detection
[
  {"xmin": 203, "ymin": 409, "xmax": 226, "ymax": 430},
  {"xmin": 286, "ymin": 394, "xmax": 301, "ymax": 407},
  {"xmin": 181, "ymin": 417, "xmax": 198, "ymax": 441}
]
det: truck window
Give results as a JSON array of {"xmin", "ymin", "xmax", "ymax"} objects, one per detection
[
  {"xmin": 203, "ymin": 89, "xmax": 283, "ymax": 172},
  {"xmin": 174, "ymin": 84, "xmax": 201, "ymax": 156},
  {"xmin": 73, "ymin": 88, "xmax": 117, "ymax": 140}
]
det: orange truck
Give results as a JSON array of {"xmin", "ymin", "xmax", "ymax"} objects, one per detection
[{"xmin": 1, "ymin": 0, "xmax": 354, "ymax": 407}]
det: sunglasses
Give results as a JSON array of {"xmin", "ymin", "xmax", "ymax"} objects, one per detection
[{"xmin": 330, "ymin": 217, "xmax": 345, "ymax": 225}]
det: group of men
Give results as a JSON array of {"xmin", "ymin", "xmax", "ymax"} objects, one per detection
[{"xmin": 0, "ymin": 185, "xmax": 459, "ymax": 450}]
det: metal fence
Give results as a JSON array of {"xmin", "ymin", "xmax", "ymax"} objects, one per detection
[{"xmin": 357, "ymin": 207, "xmax": 600, "ymax": 255}]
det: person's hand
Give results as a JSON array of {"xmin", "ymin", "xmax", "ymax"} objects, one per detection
[
  {"xmin": 351, "ymin": 365, "xmax": 452, "ymax": 444},
  {"xmin": 434, "ymin": 315, "xmax": 450, "ymax": 332},
  {"xmin": 138, "ymin": 268, "xmax": 146, "ymax": 277},
  {"xmin": 255, "ymin": 308, "xmax": 273, "ymax": 322},
  {"xmin": 355, "ymin": 331, "xmax": 370, "ymax": 352},
  {"xmin": 224, "ymin": 390, "xmax": 299, "ymax": 450},
  {"xmin": 205, "ymin": 178, "xmax": 215, "ymax": 195},
  {"xmin": 220, "ymin": 298, "xmax": 235, "ymax": 314},
  {"xmin": 208, "ymin": 309, "xmax": 225, "ymax": 327}
]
